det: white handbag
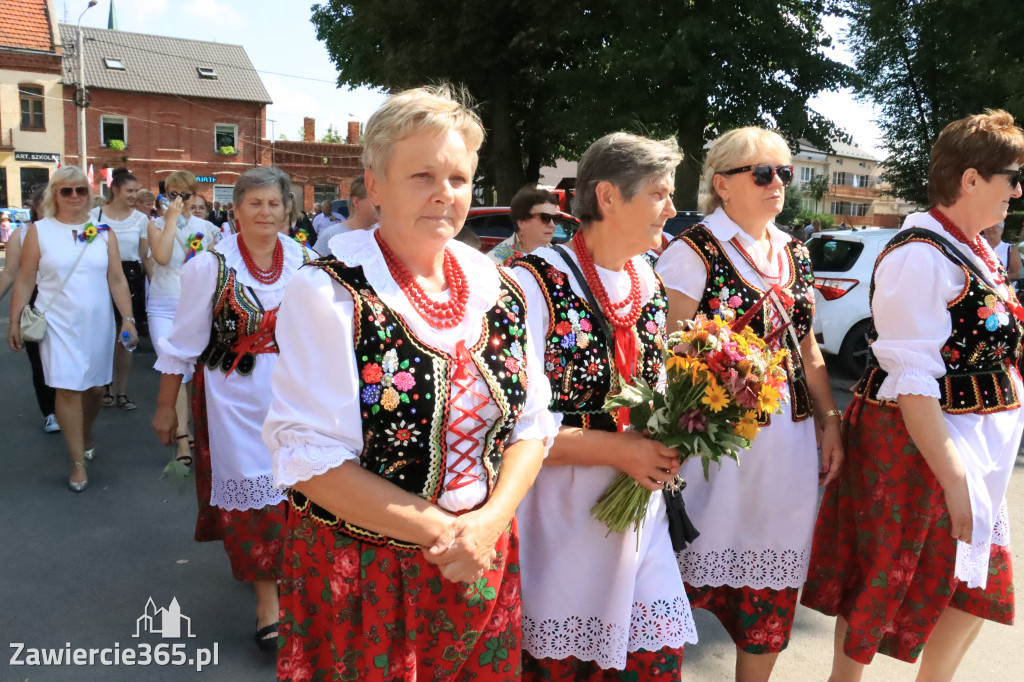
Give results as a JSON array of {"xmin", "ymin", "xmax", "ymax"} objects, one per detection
[{"xmin": 19, "ymin": 237, "xmax": 92, "ymax": 343}]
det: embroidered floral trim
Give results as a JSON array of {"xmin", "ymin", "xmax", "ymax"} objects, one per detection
[
  {"xmin": 956, "ymin": 502, "xmax": 1013, "ymax": 590},
  {"xmin": 522, "ymin": 597, "xmax": 698, "ymax": 670},
  {"xmin": 992, "ymin": 501, "xmax": 1011, "ymax": 546},
  {"xmin": 272, "ymin": 442, "xmax": 359, "ymax": 489},
  {"xmin": 678, "ymin": 548, "xmax": 811, "ymax": 590},
  {"xmin": 211, "ymin": 474, "xmax": 286, "ymax": 511}
]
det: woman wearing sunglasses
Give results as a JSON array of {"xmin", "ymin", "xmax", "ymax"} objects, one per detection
[
  {"xmin": 489, "ymin": 185, "xmax": 560, "ymax": 264},
  {"xmin": 802, "ymin": 112, "xmax": 1024, "ymax": 681},
  {"xmin": 655, "ymin": 127, "xmax": 843, "ymax": 681},
  {"xmin": 7, "ymin": 166, "xmax": 137, "ymax": 491},
  {"xmin": 147, "ymin": 171, "xmax": 218, "ymax": 468}
]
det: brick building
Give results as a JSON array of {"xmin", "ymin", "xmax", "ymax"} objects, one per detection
[
  {"xmin": 58, "ymin": 24, "xmax": 271, "ymax": 203},
  {"xmin": 0, "ymin": 0, "xmax": 64, "ymax": 207},
  {"xmin": 272, "ymin": 117, "xmax": 363, "ymax": 212}
]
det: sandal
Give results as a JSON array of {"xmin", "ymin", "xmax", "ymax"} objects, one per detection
[
  {"xmin": 116, "ymin": 394, "xmax": 137, "ymax": 411},
  {"xmin": 101, "ymin": 386, "xmax": 115, "ymax": 408},
  {"xmin": 175, "ymin": 435, "xmax": 193, "ymax": 467},
  {"xmin": 254, "ymin": 622, "xmax": 279, "ymax": 652}
]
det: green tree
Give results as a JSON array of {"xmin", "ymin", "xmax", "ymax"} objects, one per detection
[
  {"xmin": 845, "ymin": 0, "xmax": 1024, "ymax": 206},
  {"xmin": 804, "ymin": 173, "xmax": 831, "ymax": 213},
  {"xmin": 320, "ymin": 124, "xmax": 344, "ymax": 143},
  {"xmin": 311, "ymin": 1, "xmax": 850, "ymax": 205}
]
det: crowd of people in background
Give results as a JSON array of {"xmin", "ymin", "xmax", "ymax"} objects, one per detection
[{"xmin": 2, "ymin": 87, "xmax": 1023, "ymax": 682}]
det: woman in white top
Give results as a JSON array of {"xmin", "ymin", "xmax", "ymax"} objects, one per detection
[
  {"xmin": 90, "ymin": 168, "xmax": 149, "ymax": 410},
  {"xmin": 147, "ymin": 171, "xmax": 218, "ymax": 463},
  {"xmin": 8, "ymin": 166, "xmax": 137, "ymax": 492},
  {"xmin": 513, "ymin": 133, "xmax": 697, "ymax": 680},
  {"xmin": 656, "ymin": 127, "xmax": 842, "ymax": 682},
  {"xmin": 152, "ymin": 167, "xmax": 315, "ymax": 652},
  {"xmin": 262, "ymin": 86, "xmax": 556, "ymax": 680},
  {"xmin": 802, "ymin": 111, "xmax": 1024, "ymax": 682}
]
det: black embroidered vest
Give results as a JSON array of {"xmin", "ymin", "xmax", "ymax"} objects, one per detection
[
  {"xmin": 854, "ymin": 229, "xmax": 1023, "ymax": 413},
  {"xmin": 197, "ymin": 250, "xmax": 288, "ymax": 377},
  {"xmin": 672, "ymin": 224, "xmax": 814, "ymax": 422},
  {"xmin": 289, "ymin": 258, "xmax": 531, "ymax": 548},
  {"xmin": 513, "ymin": 254, "xmax": 667, "ymax": 432}
]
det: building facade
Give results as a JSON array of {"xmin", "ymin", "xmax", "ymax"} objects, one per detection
[
  {"xmin": 0, "ymin": 0, "xmax": 64, "ymax": 207},
  {"xmin": 59, "ymin": 24, "xmax": 272, "ymax": 201},
  {"xmin": 791, "ymin": 140, "xmax": 887, "ymax": 227},
  {"xmin": 273, "ymin": 118, "xmax": 363, "ymax": 212}
]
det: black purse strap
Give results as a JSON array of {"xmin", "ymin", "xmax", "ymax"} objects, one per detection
[{"xmin": 551, "ymin": 244, "xmax": 613, "ymax": 342}]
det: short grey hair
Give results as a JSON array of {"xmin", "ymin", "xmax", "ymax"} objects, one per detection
[
  {"xmin": 574, "ymin": 132, "xmax": 682, "ymax": 224},
  {"xmin": 233, "ymin": 166, "xmax": 292, "ymax": 206}
]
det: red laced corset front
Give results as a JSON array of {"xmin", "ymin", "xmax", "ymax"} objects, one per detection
[{"xmin": 443, "ymin": 340, "xmax": 491, "ymax": 493}]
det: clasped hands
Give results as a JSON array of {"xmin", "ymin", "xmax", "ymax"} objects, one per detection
[{"xmin": 423, "ymin": 506, "xmax": 507, "ymax": 585}]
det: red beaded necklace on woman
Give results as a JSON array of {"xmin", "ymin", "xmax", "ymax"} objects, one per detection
[
  {"xmin": 238, "ymin": 235, "xmax": 284, "ymax": 285},
  {"xmin": 730, "ymin": 237, "xmax": 785, "ymax": 284},
  {"xmin": 930, "ymin": 207, "xmax": 1006, "ymax": 285},
  {"xmin": 374, "ymin": 229, "xmax": 469, "ymax": 329},
  {"xmin": 571, "ymin": 231, "xmax": 643, "ymax": 328}
]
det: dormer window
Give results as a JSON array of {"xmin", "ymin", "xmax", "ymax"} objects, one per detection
[
  {"xmin": 104, "ymin": 58, "xmax": 125, "ymax": 70},
  {"xmin": 197, "ymin": 67, "xmax": 218, "ymax": 80}
]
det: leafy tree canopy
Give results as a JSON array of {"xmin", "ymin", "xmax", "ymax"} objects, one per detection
[
  {"xmin": 845, "ymin": 0, "xmax": 1024, "ymax": 206},
  {"xmin": 312, "ymin": 0, "xmax": 851, "ymax": 207}
]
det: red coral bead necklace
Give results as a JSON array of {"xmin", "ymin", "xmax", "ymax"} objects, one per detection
[
  {"xmin": 375, "ymin": 229, "xmax": 469, "ymax": 329},
  {"xmin": 930, "ymin": 208, "xmax": 1005, "ymax": 285},
  {"xmin": 238, "ymin": 235, "xmax": 284, "ymax": 285},
  {"xmin": 571, "ymin": 231, "xmax": 642, "ymax": 328}
]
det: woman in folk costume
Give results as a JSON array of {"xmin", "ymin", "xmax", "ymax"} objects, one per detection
[
  {"xmin": 151, "ymin": 166, "xmax": 315, "ymax": 652},
  {"xmin": 262, "ymin": 85, "xmax": 556, "ymax": 681},
  {"xmin": 512, "ymin": 132, "xmax": 698, "ymax": 681},
  {"xmin": 655, "ymin": 127, "xmax": 843, "ymax": 682},
  {"xmin": 801, "ymin": 111, "xmax": 1024, "ymax": 681}
]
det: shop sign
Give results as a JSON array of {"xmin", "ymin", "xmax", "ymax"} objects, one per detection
[{"xmin": 15, "ymin": 152, "xmax": 61, "ymax": 163}]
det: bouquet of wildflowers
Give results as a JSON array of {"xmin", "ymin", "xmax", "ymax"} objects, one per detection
[{"xmin": 591, "ymin": 314, "xmax": 789, "ymax": 538}]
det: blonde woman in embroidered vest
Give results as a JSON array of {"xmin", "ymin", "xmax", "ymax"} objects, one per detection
[
  {"xmin": 151, "ymin": 167, "xmax": 316, "ymax": 652},
  {"xmin": 656, "ymin": 127, "xmax": 843, "ymax": 682},
  {"xmin": 802, "ymin": 111, "xmax": 1024, "ymax": 682},
  {"xmin": 263, "ymin": 86, "xmax": 556, "ymax": 681},
  {"xmin": 8, "ymin": 166, "xmax": 137, "ymax": 492}
]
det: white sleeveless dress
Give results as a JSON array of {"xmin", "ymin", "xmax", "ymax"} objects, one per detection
[{"xmin": 34, "ymin": 218, "xmax": 115, "ymax": 390}]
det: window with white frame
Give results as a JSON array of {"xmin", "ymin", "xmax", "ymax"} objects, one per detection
[
  {"xmin": 832, "ymin": 171, "xmax": 847, "ymax": 186},
  {"xmin": 800, "ymin": 166, "xmax": 815, "ymax": 182},
  {"xmin": 101, "ymin": 115, "xmax": 127, "ymax": 148},
  {"xmin": 852, "ymin": 174, "xmax": 870, "ymax": 188},
  {"xmin": 214, "ymin": 123, "xmax": 238, "ymax": 153}
]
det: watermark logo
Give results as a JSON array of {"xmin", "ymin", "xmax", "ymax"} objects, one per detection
[
  {"xmin": 134, "ymin": 597, "xmax": 196, "ymax": 638},
  {"xmin": 10, "ymin": 597, "xmax": 218, "ymax": 672}
]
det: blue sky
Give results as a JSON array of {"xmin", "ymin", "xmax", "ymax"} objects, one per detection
[{"xmin": 66, "ymin": 1, "xmax": 883, "ymax": 157}]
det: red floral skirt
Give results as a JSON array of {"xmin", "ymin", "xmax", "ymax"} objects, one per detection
[
  {"xmin": 220, "ymin": 503, "xmax": 286, "ymax": 582},
  {"xmin": 191, "ymin": 367, "xmax": 223, "ymax": 542},
  {"xmin": 522, "ymin": 646, "xmax": 683, "ymax": 681},
  {"xmin": 278, "ymin": 504, "xmax": 522, "ymax": 682},
  {"xmin": 192, "ymin": 367, "xmax": 285, "ymax": 582},
  {"xmin": 800, "ymin": 398, "xmax": 1015, "ymax": 664},
  {"xmin": 685, "ymin": 583, "xmax": 798, "ymax": 654}
]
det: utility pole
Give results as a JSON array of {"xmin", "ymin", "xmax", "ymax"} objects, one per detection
[{"xmin": 76, "ymin": 0, "xmax": 98, "ymax": 172}]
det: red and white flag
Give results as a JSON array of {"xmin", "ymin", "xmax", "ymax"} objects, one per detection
[{"xmin": 87, "ymin": 164, "xmax": 95, "ymax": 186}]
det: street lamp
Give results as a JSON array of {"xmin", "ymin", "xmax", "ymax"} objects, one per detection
[{"xmin": 76, "ymin": 0, "xmax": 98, "ymax": 173}]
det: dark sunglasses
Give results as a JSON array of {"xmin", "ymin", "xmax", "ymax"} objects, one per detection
[
  {"xmin": 167, "ymin": 191, "xmax": 193, "ymax": 201},
  {"xmin": 58, "ymin": 186, "xmax": 90, "ymax": 198},
  {"xmin": 720, "ymin": 164, "xmax": 795, "ymax": 187},
  {"xmin": 991, "ymin": 169, "xmax": 1024, "ymax": 188},
  {"xmin": 530, "ymin": 212, "xmax": 559, "ymax": 224}
]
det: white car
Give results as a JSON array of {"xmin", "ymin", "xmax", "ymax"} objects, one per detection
[{"xmin": 807, "ymin": 228, "xmax": 898, "ymax": 377}]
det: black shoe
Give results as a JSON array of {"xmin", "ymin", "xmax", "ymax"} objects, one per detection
[{"xmin": 255, "ymin": 623, "xmax": 279, "ymax": 652}]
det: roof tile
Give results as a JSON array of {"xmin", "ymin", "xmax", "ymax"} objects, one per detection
[
  {"xmin": 59, "ymin": 24, "xmax": 271, "ymax": 104},
  {"xmin": 0, "ymin": 0, "xmax": 54, "ymax": 52}
]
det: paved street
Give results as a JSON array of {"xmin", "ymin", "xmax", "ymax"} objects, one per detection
[{"xmin": 0, "ymin": 286, "xmax": 1022, "ymax": 681}]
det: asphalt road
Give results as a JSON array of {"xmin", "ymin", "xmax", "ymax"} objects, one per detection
[{"xmin": 0, "ymin": 286, "xmax": 1021, "ymax": 681}]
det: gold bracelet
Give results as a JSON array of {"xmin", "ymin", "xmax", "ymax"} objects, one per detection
[{"xmin": 820, "ymin": 408, "xmax": 842, "ymax": 420}]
